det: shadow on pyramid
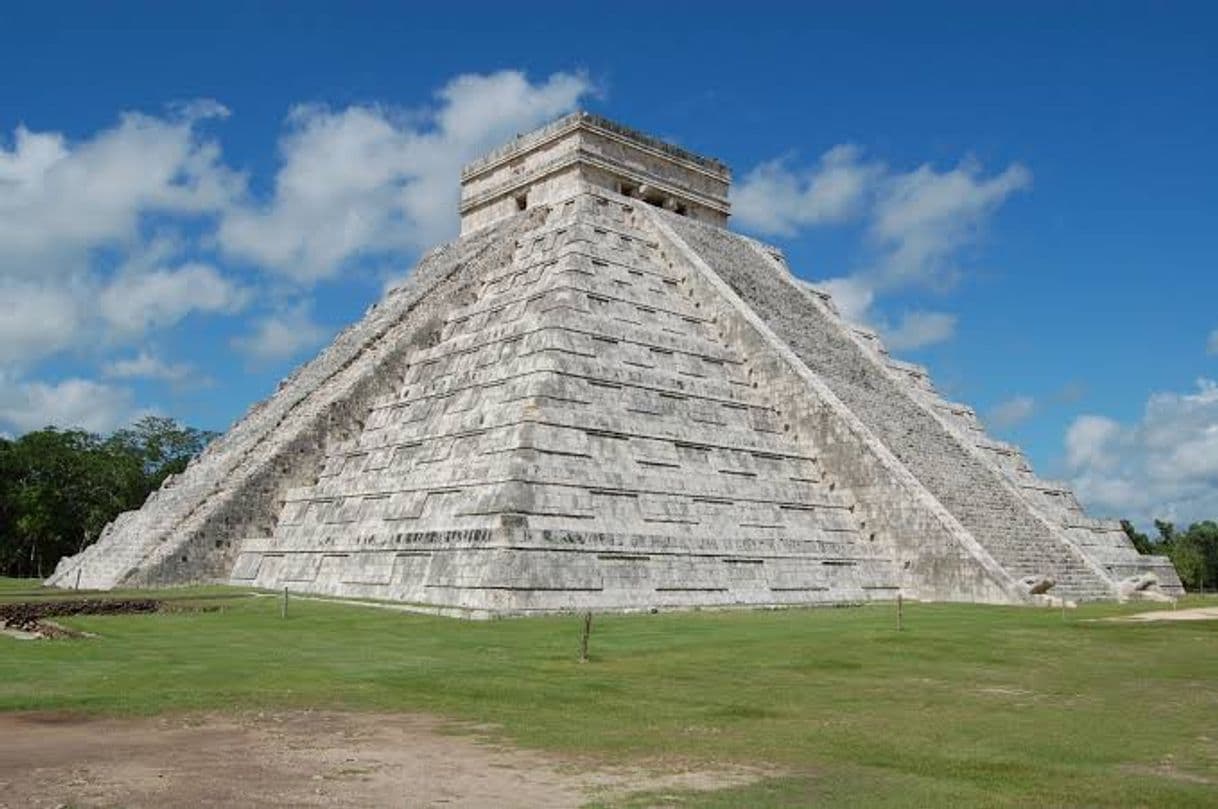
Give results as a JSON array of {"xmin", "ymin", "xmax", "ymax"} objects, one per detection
[{"xmin": 48, "ymin": 113, "xmax": 1182, "ymax": 616}]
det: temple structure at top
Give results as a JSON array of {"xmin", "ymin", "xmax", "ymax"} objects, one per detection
[
  {"xmin": 459, "ymin": 112, "xmax": 731, "ymax": 232},
  {"xmin": 48, "ymin": 111, "xmax": 1181, "ymax": 615}
]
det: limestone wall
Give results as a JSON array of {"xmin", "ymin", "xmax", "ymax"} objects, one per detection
[
  {"xmin": 645, "ymin": 208, "xmax": 1025, "ymax": 604},
  {"xmin": 47, "ymin": 216, "xmax": 529, "ymax": 590},
  {"xmin": 849, "ymin": 322, "xmax": 1184, "ymax": 596},
  {"xmin": 47, "ymin": 103, "xmax": 1182, "ymax": 610},
  {"xmin": 460, "ymin": 113, "xmax": 730, "ymax": 234},
  {"xmin": 657, "ymin": 210, "xmax": 1123, "ymax": 602},
  {"xmin": 232, "ymin": 190, "xmax": 912, "ymax": 612},
  {"xmin": 49, "ymin": 178, "xmax": 1177, "ymax": 608}
]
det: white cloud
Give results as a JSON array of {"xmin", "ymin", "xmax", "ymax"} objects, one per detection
[
  {"xmin": 0, "ymin": 279, "xmax": 86, "ymax": 364},
  {"xmin": 735, "ymin": 147, "xmax": 1029, "ymax": 349},
  {"xmin": 0, "ymin": 102, "xmax": 239, "ymax": 280},
  {"xmin": 435, "ymin": 70, "xmax": 592, "ymax": 147},
  {"xmin": 1066, "ymin": 414, "xmax": 1121, "ymax": 470},
  {"xmin": 1207, "ymin": 328, "xmax": 1218, "ymax": 355},
  {"xmin": 103, "ymin": 351, "xmax": 194, "ymax": 383},
  {"xmin": 985, "ymin": 385, "xmax": 1084, "ymax": 434},
  {"xmin": 99, "ymin": 262, "xmax": 247, "ymax": 335},
  {"xmin": 0, "ymin": 103, "xmax": 245, "ymax": 365},
  {"xmin": 868, "ymin": 159, "xmax": 1030, "ymax": 290},
  {"xmin": 218, "ymin": 70, "xmax": 594, "ymax": 283},
  {"xmin": 1066, "ymin": 379, "xmax": 1218, "ymax": 525},
  {"xmin": 732, "ymin": 145, "xmax": 879, "ymax": 235},
  {"xmin": 881, "ymin": 310, "xmax": 957, "ymax": 351},
  {"xmin": 0, "ymin": 70, "xmax": 600, "ymax": 433},
  {"xmin": 230, "ymin": 305, "xmax": 329, "ymax": 364},
  {"xmin": 818, "ymin": 277, "xmax": 874, "ymax": 323},
  {"xmin": 987, "ymin": 395, "xmax": 1037, "ymax": 430},
  {"xmin": 0, "ymin": 375, "xmax": 136, "ymax": 434},
  {"xmin": 817, "ymin": 282, "xmax": 955, "ymax": 352}
]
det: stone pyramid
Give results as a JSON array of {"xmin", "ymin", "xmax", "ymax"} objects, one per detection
[{"xmin": 49, "ymin": 113, "xmax": 1181, "ymax": 614}]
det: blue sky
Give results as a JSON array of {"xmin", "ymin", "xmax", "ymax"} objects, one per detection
[{"xmin": 1, "ymin": 1, "xmax": 1214, "ymax": 525}]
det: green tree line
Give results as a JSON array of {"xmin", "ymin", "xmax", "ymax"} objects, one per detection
[
  {"xmin": 0, "ymin": 417, "xmax": 216, "ymax": 578},
  {"xmin": 1121, "ymin": 518, "xmax": 1218, "ymax": 592}
]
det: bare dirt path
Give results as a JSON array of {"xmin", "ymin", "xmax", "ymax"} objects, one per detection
[
  {"xmin": 0, "ymin": 710, "xmax": 759, "ymax": 808},
  {"xmin": 1105, "ymin": 606, "xmax": 1218, "ymax": 623}
]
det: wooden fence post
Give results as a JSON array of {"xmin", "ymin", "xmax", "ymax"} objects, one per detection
[{"xmin": 578, "ymin": 611, "xmax": 592, "ymax": 663}]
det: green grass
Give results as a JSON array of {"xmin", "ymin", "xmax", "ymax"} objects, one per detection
[
  {"xmin": 2, "ymin": 577, "xmax": 1216, "ymax": 807},
  {"xmin": 0, "ymin": 575, "xmax": 249, "ymax": 603}
]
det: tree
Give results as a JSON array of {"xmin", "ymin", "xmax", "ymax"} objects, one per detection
[
  {"xmin": 1125, "ymin": 518, "xmax": 1218, "ymax": 592},
  {"xmin": 1120, "ymin": 519, "xmax": 1156, "ymax": 555},
  {"xmin": 1119, "ymin": 517, "xmax": 1218, "ymax": 592},
  {"xmin": 0, "ymin": 418, "xmax": 215, "ymax": 578},
  {"xmin": 0, "ymin": 429, "xmax": 145, "ymax": 577},
  {"xmin": 0, "ymin": 434, "xmax": 14, "ymax": 572},
  {"xmin": 107, "ymin": 416, "xmax": 218, "ymax": 489},
  {"xmin": 1166, "ymin": 521, "xmax": 1218, "ymax": 592}
]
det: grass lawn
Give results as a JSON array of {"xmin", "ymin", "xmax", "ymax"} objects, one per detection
[{"xmin": 2, "ymin": 577, "xmax": 1216, "ymax": 808}]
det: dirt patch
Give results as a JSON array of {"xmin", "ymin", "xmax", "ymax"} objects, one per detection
[
  {"xmin": 1103, "ymin": 606, "xmax": 1218, "ymax": 623},
  {"xmin": 0, "ymin": 599, "xmax": 161, "ymax": 631},
  {"xmin": 0, "ymin": 711, "xmax": 763, "ymax": 808},
  {"xmin": 1124, "ymin": 761, "xmax": 1214, "ymax": 785},
  {"xmin": 0, "ymin": 599, "xmax": 225, "ymax": 639},
  {"xmin": 1, "ymin": 619, "xmax": 90, "ymax": 641}
]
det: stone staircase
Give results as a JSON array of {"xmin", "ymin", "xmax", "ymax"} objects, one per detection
[
  {"xmin": 661, "ymin": 211, "xmax": 1118, "ymax": 602},
  {"xmin": 878, "ymin": 354, "xmax": 1184, "ymax": 598}
]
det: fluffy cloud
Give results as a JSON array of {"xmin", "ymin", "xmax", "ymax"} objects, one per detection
[
  {"xmin": 983, "ymin": 384, "xmax": 1086, "ymax": 433},
  {"xmin": 1, "ymin": 71, "xmax": 590, "ymax": 372},
  {"xmin": 0, "ymin": 280, "xmax": 85, "ymax": 365},
  {"xmin": 818, "ymin": 278, "xmax": 956, "ymax": 351},
  {"xmin": 987, "ymin": 395, "xmax": 1037, "ymax": 430},
  {"xmin": 881, "ymin": 310, "xmax": 957, "ymax": 351},
  {"xmin": 732, "ymin": 145, "xmax": 879, "ymax": 235},
  {"xmin": 0, "ymin": 103, "xmax": 240, "ymax": 279},
  {"xmin": 103, "ymin": 351, "xmax": 194, "ymax": 384},
  {"xmin": 99, "ymin": 262, "xmax": 247, "ymax": 335},
  {"xmin": 1066, "ymin": 379, "xmax": 1218, "ymax": 525},
  {"xmin": 868, "ymin": 159, "xmax": 1030, "ymax": 290},
  {"xmin": 818, "ymin": 276, "xmax": 874, "ymax": 324},
  {"xmin": 1066, "ymin": 414, "xmax": 1121, "ymax": 470},
  {"xmin": 0, "ymin": 104, "xmax": 246, "ymax": 366},
  {"xmin": 218, "ymin": 70, "xmax": 594, "ymax": 282},
  {"xmin": 735, "ymin": 145, "xmax": 1029, "ymax": 350},
  {"xmin": 230, "ymin": 305, "xmax": 330, "ymax": 365},
  {"xmin": 0, "ymin": 376, "xmax": 137, "ymax": 434},
  {"xmin": 0, "ymin": 70, "xmax": 604, "ymax": 435}
]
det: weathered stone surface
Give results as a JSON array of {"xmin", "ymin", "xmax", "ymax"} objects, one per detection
[
  {"xmin": 658, "ymin": 211, "xmax": 1182, "ymax": 601},
  {"xmin": 1020, "ymin": 576, "xmax": 1056, "ymax": 595},
  {"xmin": 1119, "ymin": 572, "xmax": 1175, "ymax": 603},
  {"xmin": 47, "ymin": 114, "xmax": 1182, "ymax": 612}
]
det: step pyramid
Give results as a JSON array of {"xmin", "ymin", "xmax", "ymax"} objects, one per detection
[{"xmin": 48, "ymin": 113, "xmax": 1182, "ymax": 614}]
